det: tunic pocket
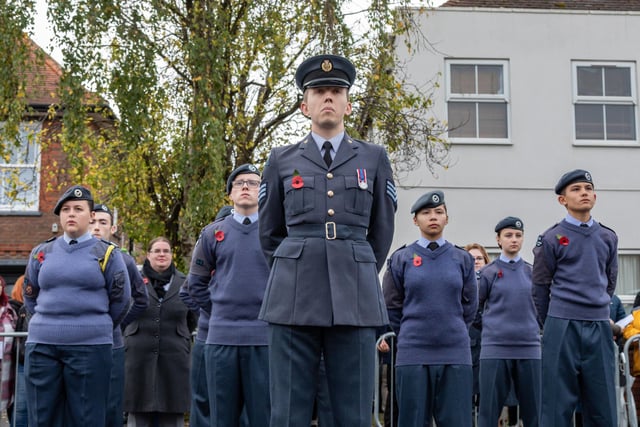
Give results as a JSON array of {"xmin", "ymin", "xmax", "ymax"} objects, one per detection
[
  {"xmin": 344, "ymin": 176, "xmax": 373, "ymax": 216},
  {"xmin": 284, "ymin": 176, "xmax": 315, "ymax": 216}
]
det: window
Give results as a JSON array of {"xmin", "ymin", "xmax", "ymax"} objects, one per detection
[
  {"xmin": 446, "ymin": 59, "xmax": 510, "ymax": 142},
  {"xmin": 1, "ymin": 122, "xmax": 41, "ymax": 211},
  {"xmin": 573, "ymin": 62, "xmax": 637, "ymax": 143}
]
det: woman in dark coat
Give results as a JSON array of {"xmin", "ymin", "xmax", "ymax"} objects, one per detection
[{"xmin": 124, "ymin": 237, "xmax": 195, "ymax": 427}]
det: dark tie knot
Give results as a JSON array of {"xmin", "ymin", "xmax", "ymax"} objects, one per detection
[
  {"xmin": 69, "ymin": 239, "xmax": 78, "ymax": 245},
  {"xmin": 427, "ymin": 241, "xmax": 439, "ymax": 251},
  {"xmin": 580, "ymin": 223, "xmax": 589, "ymax": 228},
  {"xmin": 322, "ymin": 141, "xmax": 333, "ymax": 167},
  {"xmin": 243, "ymin": 217, "xmax": 251, "ymax": 225}
]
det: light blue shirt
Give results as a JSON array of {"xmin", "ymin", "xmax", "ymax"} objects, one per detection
[
  {"xmin": 565, "ymin": 213, "xmax": 594, "ymax": 227},
  {"xmin": 417, "ymin": 237, "xmax": 446, "ymax": 249},
  {"xmin": 311, "ymin": 131, "xmax": 344, "ymax": 161},
  {"xmin": 232, "ymin": 211, "xmax": 259, "ymax": 225},
  {"xmin": 64, "ymin": 232, "xmax": 92, "ymax": 244}
]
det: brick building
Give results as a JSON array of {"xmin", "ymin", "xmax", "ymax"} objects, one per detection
[{"xmin": 0, "ymin": 37, "xmax": 115, "ymax": 288}]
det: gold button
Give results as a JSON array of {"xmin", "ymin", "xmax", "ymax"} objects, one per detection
[
  {"xmin": 327, "ymin": 172, "xmax": 333, "ymax": 179},
  {"xmin": 328, "ymin": 209, "xmax": 335, "ymax": 216},
  {"xmin": 327, "ymin": 190, "xmax": 334, "ymax": 197}
]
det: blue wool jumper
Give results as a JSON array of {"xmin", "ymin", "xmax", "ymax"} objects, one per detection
[
  {"xmin": 188, "ymin": 215, "xmax": 270, "ymax": 345},
  {"xmin": 24, "ymin": 236, "xmax": 131, "ymax": 345},
  {"xmin": 385, "ymin": 241, "xmax": 478, "ymax": 366},
  {"xmin": 532, "ymin": 219, "xmax": 618, "ymax": 323},
  {"xmin": 476, "ymin": 258, "xmax": 541, "ymax": 360}
]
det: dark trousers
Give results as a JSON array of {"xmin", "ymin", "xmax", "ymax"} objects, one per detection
[
  {"xmin": 25, "ymin": 343, "xmax": 112, "ymax": 427},
  {"xmin": 478, "ymin": 358, "xmax": 541, "ymax": 427},
  {"xmin": 189, "ymin": 340, "xmax": 209, "ymax": 427},
  {"xmin": 541, "ymin": 317, "xmax": 617, "ymax": 427},
  {"xmin": 106, "ymin": 346, "xmax": 125, "ymax": 427},
  {"xmin": 205, "ymin": 344, "xmax": 270, "ymax": 427},
  {"xmin": 268, "ymin": 324, "xmax": 376, "ymax": 427},
  {"xmin": 396, "ymin": 364, "xmax": 472, "ymax": 426}
]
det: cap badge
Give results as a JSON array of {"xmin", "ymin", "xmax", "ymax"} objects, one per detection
[
  {"xmin": 73, "ymin": 188, "xmax": 83, "ymax": 197},
  {"xmin": 515, "ymin": 220, "xmax": 522, "ymax": 228},
  {"xmin": 585, "ymin": 172, "xmax": 592, "ymax": 181},
  {"xmin": 321, "ymin": 59, "xmax": 333, "ymax": 72},
  {"xmin": 431, "ymin": 194, "xmax": 440, "ymax": 204}
]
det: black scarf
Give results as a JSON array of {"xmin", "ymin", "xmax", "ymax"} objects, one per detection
[{"xmin": 143, "ymin": 259, "xmax": 175, "ymax": 298}]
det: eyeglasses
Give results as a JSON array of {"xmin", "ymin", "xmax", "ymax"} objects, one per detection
[
  {"xmin": 232, "ymin": 179, "xmax": 260, "ymax": 189},
  {"xmin": 150, "ymin": 249, "xmax": 172, "ymax": 255}
]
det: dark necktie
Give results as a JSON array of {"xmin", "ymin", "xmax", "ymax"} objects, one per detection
[
  {"xmin": 509, "ymin": 260, "xmax": 515, "ymax": 264},
  {"xmin": 322, "ymin": 141, "xmax": 333, "ymax": 167},
  {"xmin": 69, "ymin": 239, "xmax": 78, "ymax": 245},
  {"xmin": 427, "ymin": 241, "xmax": 439, "ymax": 251},
  {"xmin": 243, "ymin": 217, "xmax": 251, "ymax": 225},
  {"xmin": 580, "ymin": 223, "xmax": 589, "ymax": 228}
]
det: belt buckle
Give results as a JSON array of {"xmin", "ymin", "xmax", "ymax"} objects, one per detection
[{"xmin": 325, "ymin": 222, "xmax": 337, "ymax": 240}]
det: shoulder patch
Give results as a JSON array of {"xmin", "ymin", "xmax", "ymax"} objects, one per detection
[
  {"xmin": 535, "ymin": 235, "xmax": 543, "ymax": 247},
  {"xmin": 386, "ymin": 180, "xmax": 397, "ymax": 205},
  {"xmin": 258, "ymin": 182, "xmax": 267, "ymax": 205}
]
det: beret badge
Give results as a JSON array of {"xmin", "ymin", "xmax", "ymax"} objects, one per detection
[
  {"xmin": 431, "ymin": 194, "xmax": 440, "ymax": 204},
  {"xmin": 73, "ymin": 189, "xmax": 83, "ymax": 197}
]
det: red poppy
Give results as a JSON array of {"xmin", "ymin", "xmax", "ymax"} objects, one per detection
[
  {"xmin": 143, "ymin": 277, "xmax": 149, "ymax": 285},
  {"xmin": 37, "ymin": 251, "xmax": 45, "ymax": 263},
  {"xmin": 556, "ymin": 234, "xmax": 569, "ymax": 246},
  {"xmin": 497, "ymin": 269, "xmax": 503, "ymax": 279},
  {"xmin": 413, "ymin": 254, "xmax": 422, "ymax": 267},
  {"xmin": 215, "ymin": 230, "xmax": 225, "ymax": 242},
  {"xmin": 292, "ymin": 175, "xmax": 304, "ymax": 189}
]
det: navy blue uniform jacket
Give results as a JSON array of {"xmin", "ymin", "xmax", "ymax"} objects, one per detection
[{"xmin": 258, "ymin": 133, "xmax": 397, "ymax": 327}]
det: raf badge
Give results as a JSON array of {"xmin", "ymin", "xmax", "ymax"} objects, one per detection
[
  {"xmin": 357, "ymin": 169, "xmax": 368, "ymax": 190},
  {"xmin": 321, "ymin": 59, "xmax": 333, "ymax": 72}
]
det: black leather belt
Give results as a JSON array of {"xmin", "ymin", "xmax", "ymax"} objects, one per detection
[{"xmin": 288, "ymin": 223, "xmax": 367, "ymax": 240}]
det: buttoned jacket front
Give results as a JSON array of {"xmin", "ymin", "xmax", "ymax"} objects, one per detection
[{"xmin": 259, "ymin": 133, "xmax": 396, "ymax": 327}]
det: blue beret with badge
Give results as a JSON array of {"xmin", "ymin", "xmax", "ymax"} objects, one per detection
[
  {"xmin": 295, "ymin": 54, "xmax": 356, "ymax": 91},
  {"xmin": 411, "ymin": 190, "xmax": 445, "ymax": 214},
  {"xmin": 54, "ymin": 185, "xmax": 94, "ymax": 215},
  {"xmin": 495, "ymin": 216, "xmax": 524, "ymax": 233},
  {"xmin": 92, "ymin": 203, "xmax": 113, "ymax": 219},
  {"xmin": 554, "ymin": 169, "xmax": 593, "ymax": 195},
  {"xmin": 226, "ymin": 163, "xmax": 261, "ymax": 194}
]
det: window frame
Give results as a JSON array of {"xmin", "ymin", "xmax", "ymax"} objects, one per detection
[
  {"xmin": 445, "ymin": 59, "xmax": 511, "ymax": 144},
  {"xmin": 572, "ymin": 60, "xmax": 638, "ymax": 146},
  {"xmin": 0, "ymin": 121, "xmax": 42, "ymax": 212}
]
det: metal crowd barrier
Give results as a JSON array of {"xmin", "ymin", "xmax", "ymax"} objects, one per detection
[
  {"xmin": 0, "ymin": 331, "xmax": 29, "ymax": 427},
  {"xmin": 623, "ymin": 334, "xmax": 640, "ymax": 427},
  {"xmin": 374, "ymin": 332, "xmax": 396, "ymax": 427}
]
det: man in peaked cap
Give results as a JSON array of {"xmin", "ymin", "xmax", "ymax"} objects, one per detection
[
  {"xmin": 532, "ymin": 169, "xmax": 618, "ymax": 425},
  {"xmin": 258, "ymin": 54, "xmax": 397, "ymax": 427}
]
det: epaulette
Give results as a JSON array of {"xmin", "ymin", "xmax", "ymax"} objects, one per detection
[
  {"xmin": 390, "ymin": 243, "xmax": 408, "ymax": 255},
  {"xmin": 598, "ymin": 222, "xmax": 617, "ymax": 235},
  {"xmin": 100, "ymin": 238, "xmax": 119, "ymax": 248},
  {"xmin": 44, "ymin": 236, "xmax": 56, "ymax": 243}
]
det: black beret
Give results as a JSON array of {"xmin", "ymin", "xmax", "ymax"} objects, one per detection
[
  {"xmin": 92, "ymin": 203, "xmax": 113, "ymax": 219},
  {"xmin": 411, "ymin": 190, "xmax": 445, "ymax": 214},
  {"xmin": 554, "ymin": 169, "xmax": 593, "ymax": 195},
  {"xmin": 54, "ymin": 185, "xmax": 94, "ymax": 215},
  {"xmin": 495, "ymin": 216, "xmax": 524, "ymax": 233},
  {"xmin": 215, "ymin": 205, "xmax": 233, "ymax": 220},
  {"xmin": 295, "ymin": 54, "xmax": 356, "ymax": 91},
  {"xmin": 226, "ymin": 164, "xmax": 260, "ymax": 194}
]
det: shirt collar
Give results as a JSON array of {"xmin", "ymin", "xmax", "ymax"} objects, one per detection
[
  {"xmin": 499, "ymin": 254, "xmax": 521, "ymax": 263},
  {"xmin": 417, "ymin": 237, "xmax": 446, "ymax": 249},
  {"xmin": 565, "ymin": 214, "xmax": 594, "ymax": 227},
  {"xmin": 311, "ymin": 131, "xmax": 344, "ymax": 154},
  {"xmin": 232, "ymin": 212, "xmax": 259, "ymax": 224},
  {"xmin": 64, "ymin": 232, "xmax": 92, "ymax": 244}
]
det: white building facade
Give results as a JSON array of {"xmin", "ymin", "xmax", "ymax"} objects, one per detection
[{"xmin": 392, "ymin": 1, "xmax": 640, "ymax": 304}]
